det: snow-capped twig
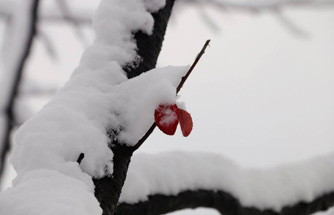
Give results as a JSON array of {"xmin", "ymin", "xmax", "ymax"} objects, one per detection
[{"xmin": 132, "ymin": 39, "xmax": 211, "ymax": 152}]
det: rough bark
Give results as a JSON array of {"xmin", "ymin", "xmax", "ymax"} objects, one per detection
[
  {"xmin": 93, "ymin": 1, "xmax": 175, "ymax": 215},
  {"xmin": 123, "ymin": 0, "xmax": 175, "ymax": 79},
  {"xmin": 93, "ymin": 146, "xmax": 133, "ymax": 215},
  {"xmin": 0, "ymin": 0, "xmax": 40, "ymax": 181},
  {"xmin": 116, "ymin": 189, "xmax": 334, "ymax": 215}
]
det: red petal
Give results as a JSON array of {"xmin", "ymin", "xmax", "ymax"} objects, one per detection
[
  {"xmin": 177, "ymin": 108, "xmax": 193, "ymax": 137},
  {"xmin": 154, "ymin": 104, "xmax": 179, "ymax": 135}
]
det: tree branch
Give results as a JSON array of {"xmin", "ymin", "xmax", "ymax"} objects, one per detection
[
  {"xmin": 55, "ymin": 0, "xmax": 88, "ymax": 46},
  {"xmin": 0, "ymin": 0, "xmax": 40, "ymax": 182},
  {"xmin": 116, "ymin": 189, "xmax": 334, "ymax": 215},
  {"xmin": 176, "ymin": 39, "xmax": 210, "ymax": 93},
  {"xmin": 93, "ymin": 1, "xmax": 176, "ymax": 215}
]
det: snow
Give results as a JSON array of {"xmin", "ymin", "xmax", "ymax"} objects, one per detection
[
  {"xmin": 157, "ymin": 105, "xmax": 179, "ymax": 126},
  {"xmin": 0, "ymin": 169, "xmax": 101, "ymax": 215},
  {"xmin": 120, "ymin": 151, "xmax": 334, "ymax": 211},
  {"xmin": 0, "ymin": 0, "xmax": 186, "ymax": 214}
]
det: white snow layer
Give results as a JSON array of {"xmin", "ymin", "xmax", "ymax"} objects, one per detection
[
  {"xmin": 6, "ymin": 0, "xmax": 176, "ymax": 181},
  {"xmin": 0, "ymin": 0, "xmax": 188, "ymax": 214},
  {"xmin": 120, "ymin": 151, "xmax": 334, "ymax": 211}
]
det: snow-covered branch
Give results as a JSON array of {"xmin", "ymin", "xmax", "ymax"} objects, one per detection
[
  {"xmin": 0, "ymin": 0, "xmax": 178, "ymax": 215},
  {"xmin": 117, "ymin": 152, "xmax": 334, "ymax": 215},
  {"xmin": 93, "ymin": 1, "xmax": 176, "ymax": 214},
  {"xmin": 117, "ymin": 190, "xmax": 334, "ymax": 215}
]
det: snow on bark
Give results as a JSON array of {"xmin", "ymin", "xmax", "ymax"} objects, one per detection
[
  {"xmin": 0, "ymin": 0, "xmax": 188, "ymax": 214},
  {"xmin": 120, "ymin": 151, "xmax": 334, "ymax": 212}
]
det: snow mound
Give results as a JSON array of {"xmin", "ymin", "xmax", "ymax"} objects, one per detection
[{"xmin": 0, "ymin": 170, "xmax": 101, "ymax": 215}]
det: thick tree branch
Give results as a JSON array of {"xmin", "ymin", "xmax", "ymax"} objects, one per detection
[
  {"xmin": 93, "ymin": 1, "xmax": 176, "ymax": 215},
  {"xmin": 122, "ymin": 0, "xmax": 176, "ymax": 78},
  {"xmin": 116, "ymin": 189, "xmax": 334, "ymax": 215},
  {"xmin": 0, "ymin": 0, "xmax": 40, "ymax": 182}
]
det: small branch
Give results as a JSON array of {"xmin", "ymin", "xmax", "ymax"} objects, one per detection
[
  {"xmin": 273, "ymin": 8, "xmax": 309, "ymax": 36},
  {"xmin": 131, "ymin": 123, "xmax": 156, "ymax": 152},
  {"xmin": 176, "ymin": 39, "xmax": 210, "ymax": 93},
  {"xmin": 77, "ymin": 153, "xmax": 84, "ymax": 164},
  {"xmin": 37, "ymin": 30, "xmax": 59, "ymax": 61},
  {"xmin": 55, "ymin": 0, "xmax": 88, "ymax": 47},
  {"xmin": 131, "ymin": 39, "xmax": 211, "ymax": 152}
]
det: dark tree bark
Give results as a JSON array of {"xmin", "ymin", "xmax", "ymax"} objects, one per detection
[
  {"xmin": 93, "ymin": 146, "xmax": 133, "ymax": 215},
  {"xmin": 0, "ymin": 0, "xmax": 40, "ymax": 182},
  {"xmin": 116, "ymin": 189, "xmax": 334, "ymax": 215},
  {"xmin": 93, "ymin": 1, "xmax": 175, "ymax": 215},
  {"xmin": 123, "ymin": 0, "xmax": 175, "ymax": 79}
]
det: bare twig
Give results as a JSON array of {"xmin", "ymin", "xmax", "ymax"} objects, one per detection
[
  {"xmin": 55, "ymin": 0, "xmax": 88, "ymax": 46},
  {"xmin": 132, "ymin": 39, "xmax": 211, "ymax": 152},
  {"xmin": 77, "ymin": 153, "xmax": 84, "ymax": 164},
  {"xmin": 176, "ymin": 39, "xmax": 210, "ymax": 93},
  {"xmin": 273, "ymin": 8, "xmax": 309, "ymax": 36},
  {"xmin": 37, "ymin": 30, "xmax": 59, "ymax": 61}
]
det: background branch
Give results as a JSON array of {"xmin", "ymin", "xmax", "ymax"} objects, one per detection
[{"xmin": 0, "ymin": 0, "xmax": 40, "ymax": 182}]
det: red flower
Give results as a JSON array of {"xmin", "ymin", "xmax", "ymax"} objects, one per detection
[{"xmin": 154, "ymin": 104, "xmax": 193, "ymax": 137}]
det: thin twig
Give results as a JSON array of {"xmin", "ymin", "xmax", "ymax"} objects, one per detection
[
  {"xmin": 77, "ymin": 153, "xmax": 85, "ymax": 164},
  {"xmin": 55, "ymin": 0, "xmax": 88, "ymax": 46},
  {"xmin": 132, "ymin": 39, "xmax": 211, "ymax": 152},
  {"xmin": 176, "ymin": 39, "xmax": 210, "ymax": 93}
]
